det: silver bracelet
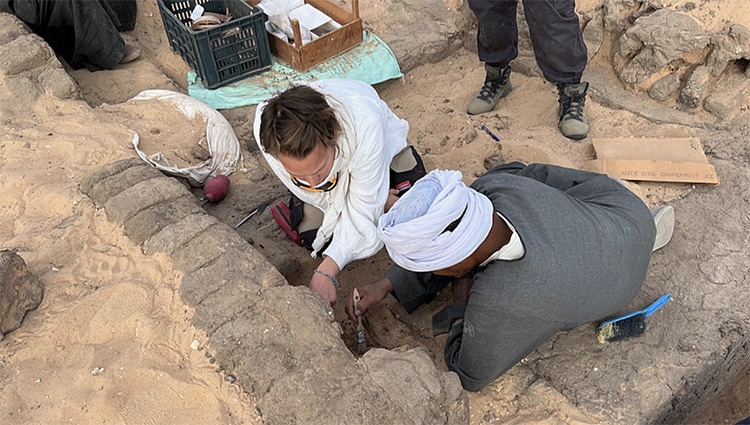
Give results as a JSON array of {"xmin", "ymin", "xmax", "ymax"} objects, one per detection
[{"xmin": 314, "ymin": 269, "xmax": 340, "ymax": 287}]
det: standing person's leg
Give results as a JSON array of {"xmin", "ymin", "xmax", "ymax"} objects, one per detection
[
  {"xmin": 469, "ymin": 0, "xmax": 519, "ymax": 67},
  {"xmin": 522, "ymin": 0, "xmax": 590, "ymax": 140},
  {"xmin": 521, "ymin": 0, "xmax": 586, "ymax": 84},
  {"xmin": 466, "ymin": 0, "xmax": 518, "ymax": 115}
]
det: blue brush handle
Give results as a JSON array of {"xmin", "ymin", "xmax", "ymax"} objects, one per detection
[
  {"xmin": 643, "ymin": 293, "xmax": 671, "ymax": 317},
  {"xmin": 598, "ymin": 293, "xmax": 671, "ymax": 328}
]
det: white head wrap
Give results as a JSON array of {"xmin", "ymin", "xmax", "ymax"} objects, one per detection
[{"xmin": 378, "ymin": 169, "xmax": 494, "ymax": 272}]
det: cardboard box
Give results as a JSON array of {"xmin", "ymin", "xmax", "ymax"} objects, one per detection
[
  {"xmin": 584, "ymin": 137, "xmax": 720, "ymax": 185},
  {"xmin": 252, "ymin": 0, "xmax": 363, "ymax": 71}
]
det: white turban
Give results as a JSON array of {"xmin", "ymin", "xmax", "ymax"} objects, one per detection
[{"xmin": 378, "ymin": 169, "xmax": 494, "ymax": 272}]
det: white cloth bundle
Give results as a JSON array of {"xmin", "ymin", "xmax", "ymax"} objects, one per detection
[{"xmin": 129, "ymin": 89, "xmax": 241, "ymax": 187}]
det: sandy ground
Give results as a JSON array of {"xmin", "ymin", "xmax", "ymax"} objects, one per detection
[{"xmin": 1, "ymin": 0, "xmax": 749, "ymax": 424}]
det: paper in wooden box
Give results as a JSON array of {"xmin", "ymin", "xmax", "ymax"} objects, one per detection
[{"xmin": 250, "ymin": 0, "xmax": 363, "ymax": 72}]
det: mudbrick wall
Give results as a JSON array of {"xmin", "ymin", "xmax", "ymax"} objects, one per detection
[{"xmin": 78, "ymin": 158, "xmax": 468, "ymax": 425}]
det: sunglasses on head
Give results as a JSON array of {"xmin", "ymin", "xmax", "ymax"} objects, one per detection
[{"xmin": 291, "ymin": 173, "xmax": 339, "ymax": 192}]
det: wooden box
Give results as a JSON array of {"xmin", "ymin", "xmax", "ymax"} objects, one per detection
[{"xmin": 253, "ymin": 0, "xmax": 363, "ymax": 72}]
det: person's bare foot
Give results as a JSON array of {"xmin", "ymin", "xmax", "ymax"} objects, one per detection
[{"xmin": 119, "ymin": 44, "xmax": 141, "ymax": 64}]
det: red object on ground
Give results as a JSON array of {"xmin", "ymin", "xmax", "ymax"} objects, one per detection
[{"xmin": 203, "ymin": 175, "xmax": 230, "ymax": 203}]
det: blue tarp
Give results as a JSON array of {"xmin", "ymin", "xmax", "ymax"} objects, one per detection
[{"xmin": 187, "ymin": 31, "xmax": 402, "ymax": 110}]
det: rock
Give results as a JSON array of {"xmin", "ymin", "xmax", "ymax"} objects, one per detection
[
  {"xmin": 706, "ymin": 24, "xmax": 750, "ymax": 78},
  {"xmin": 38, "ymin": 67, "xmax": 80, "ymax": 100},
  {"xmin": 0, "ymin": 250, "xmax": 44, "ymax": 339},
  {"xmin": 648, "ymin": 73, "xmax": 681, "ymax": 101},
  {"xmin": 602, "ymin": 0, "xmax": 635, "ymax": 32},
  {"xmin": 3, "ymin": 75, "xmax": 40, "ymax": 103},
  {"xmin": 616, "ymin": 9, "xmax": 710, "ymax": 85},
  {"xmin": 601, "ymin": 0, "xmax": 658, "ymax": 33},
  {"xmin": 678, "ymin": 65, "xmax": 711, "ymax": 108},
  {"xmin": 704, "ymin": 71, "xmax": 750, "ymax": 119},
  {"xmin": 0, "ymin": 12, "xmax": 31, "ymax": 45},
  {"xmin": 191, "ymin": 144, "xmax": 211, "ymax": 161},
  {"xmin": 583, "ymin": 14, "xmax": 605, "ymax": 62},
  {"xmin": 359, "ymin": 348, "xmax": 469, "ymax": 425},
  {"xmin": 483, "ymin": 153, "xmax": 505, "ymax": 170},
  {"xmin": 0, "ymin": 34, "xmax": 52, "ymax": 76}
]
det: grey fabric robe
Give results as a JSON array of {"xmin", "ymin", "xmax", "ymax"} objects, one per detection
[{"xmin": 387, "ymin": 162, "xmax": 656, "ymax": 391}]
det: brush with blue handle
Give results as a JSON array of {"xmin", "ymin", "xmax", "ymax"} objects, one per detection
[{"xmin": 597, "ymin": 293, "xmax": 671, "ymax": 344}]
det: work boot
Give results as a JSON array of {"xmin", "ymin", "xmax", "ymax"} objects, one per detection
[
  {"xmin": 557, "ymin": 82, "xmax": 590, "ymax": 140},
  {"xmin": 467, "ymin": 64, "xmax": 512, "ymax": 115}
]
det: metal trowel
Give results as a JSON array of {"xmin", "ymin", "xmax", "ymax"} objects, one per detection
[{"xmin": 353, "ymin": 288, "xmax": 367, "ymax": 355}]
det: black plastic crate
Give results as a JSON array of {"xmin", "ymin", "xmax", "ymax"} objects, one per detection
[{"xmin": 158, "ymin": 0, "xmax": 272, "ymax": 89}]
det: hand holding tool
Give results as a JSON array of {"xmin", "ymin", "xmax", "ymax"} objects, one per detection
[
  {"xmin": 353, "ymin": 288, "xmax": 367, "ymax": 355},
  {"xmin": 234, "ymin": 203, "xmax": 267, "ymax": 229},
  {"xmin": 597, "ymin": 293, "xmax": 671, "ymax": 343}
]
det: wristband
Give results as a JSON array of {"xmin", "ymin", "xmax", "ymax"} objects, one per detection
[{"xmin": 314, "ymin": 269, "xmax": 340, "ymax": 287}]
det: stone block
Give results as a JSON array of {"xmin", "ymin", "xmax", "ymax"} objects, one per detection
[
  {"xmin": 85, "ymin": 163, "xmax": 165, "ymax": 206},
  {"xmin": 648, "ymin": 73, "xmax": 682, "ymax": 101},
  {"xmin": 144, "ymin": 213, "xmax": 219, "ymax": 256},
  {"xmin": 0, "ymin": 34, "xmax": 51, "ymax": 75},
  {"xmin": 103, "ymin": 176, "xmax": 189, "ymax": 224},
  {"xmin": 0, "ymin": 13, "xmax": 32, "ymax": 45},
  {"xmin": 123, "ymin": 194, "xmax": 203, "ymax": 245},
  {"xmin": 704, "ymin": 72, "xmax": 750, "ymax": 119},
  {"xmin": 0, "ymin": 250, "xmax": 43, "ymax": 338},
  {"xmin": 79, "ymin": 158, "xmax": 149, "ymax": 195},
  {"xmin": 38, "ymin": 67, "xmax": 80, "ymax": 100},
  {"xmin": 678, "ymin": 65, "xmax": 711, "ymax": 108},
  {"xmin": 169, "ymin": 224, "xmax": 247, "ymax": 274}
]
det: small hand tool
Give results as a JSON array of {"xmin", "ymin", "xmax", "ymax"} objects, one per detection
[
  {"xmin": 597, "ymin": 293, "xmax": 671, "ymax": 344},
  {"xmin": 234, "ymin": 203, "xmax": 267, "ymax": 229},
  {"xmin": 480, "ymin": 123, "xmax": 501, "ymax": 142},
  {"xmin": 353, "ymin": 288, "xmax": 367, "ymax": 355}
]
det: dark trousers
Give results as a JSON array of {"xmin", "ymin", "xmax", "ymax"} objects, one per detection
[
  {"xmin": 385, "ymin": 265, "xmax": 452, "ymax": 314},
  {"xmin": 467, "ymin": 0, "xmax": 587, "ymax": 84},
  {"xmin": 4, "ymin": 0, "xmax": 136, "ymax": 70}
]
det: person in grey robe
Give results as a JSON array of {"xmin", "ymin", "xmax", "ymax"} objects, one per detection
[{"xmin": 346, "ymin": 163, "xmax": 674, "ymax": 391}]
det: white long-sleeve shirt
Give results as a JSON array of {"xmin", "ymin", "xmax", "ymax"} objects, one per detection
[{"xmin": 253, "ymin": 79, "xmax": 408, "ymax": 269}]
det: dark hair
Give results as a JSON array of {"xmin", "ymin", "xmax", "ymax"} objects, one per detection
[{"xmin": 258, "ymin": 85, "xmax": 341, "ymax": 159}]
